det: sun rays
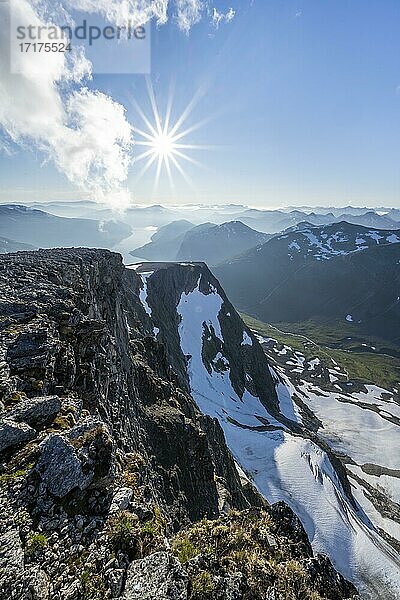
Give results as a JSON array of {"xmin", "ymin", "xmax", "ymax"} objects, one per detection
[{"xmin": 131, "ymin": 78, "xmax": 214, "ymax": 194}]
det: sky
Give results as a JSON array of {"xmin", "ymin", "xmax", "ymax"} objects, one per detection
[{"xmin": 0, "ymin": 0, "xmax": 399, "ymax": 208}]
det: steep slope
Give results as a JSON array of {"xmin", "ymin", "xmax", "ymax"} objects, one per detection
[
  {"xmin": 214, "ymin": 222, "xmax": 400, "ymax": 347},
  {"xmin": 0, "ymin": 205, "xmax": 131, "ymax": 248},
  {"xmin": 0, "ymin": 236, "xmax": 37, "ymax": 253},
  {"xmin": 0, "ymin": 249, "xmax": 357, "ymax": 600},
  {"xmin": 137, "ymin": 262, "xmax": 400, "ymax": 600},
  {"xmin": 246, "ymin": 321, "xmax": 400, "ymax": 594},
  {"xmin": 176, "ymin": 221, "xmax": 270, "ymax": 265}
]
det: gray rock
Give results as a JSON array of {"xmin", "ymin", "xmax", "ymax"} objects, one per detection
[
  {"xmin": 8, "ymin": 396, "xmax": 61, "ymax": 429},
  {"xmin": 63, "ymin": 581, "xmax": 80, "ymax": 600},
  {"xmin": 108, "ymin": 569, "xmax": 125, "ymax": 597},
  {"xmin": 109, "ymin": 487, "xmax": 134, "ymax": 513},
  {"xmin": 24, "ymin": 567, "xmax": 50, "ymax": 600},
  {"xmin": 122, "ymin": 551, "xmax": 188, "ymax": 600},
  {"xmin": 0, "ymin": 418, "xmax": 36, "ymax": 452},
  {"xmin": 0, "ymin": 529, "xmax": 24, "ymax": 572},
  {"xmin": 35, "ymin": 434, "xmax": 93, "ymax": 497}
]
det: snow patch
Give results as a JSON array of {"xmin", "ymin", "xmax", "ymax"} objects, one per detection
[{"xmin": 242, "ymin": 331, "xmax": 253, "ymax": 346}]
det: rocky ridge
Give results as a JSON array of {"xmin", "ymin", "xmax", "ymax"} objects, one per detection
[{"xmin": 0, "ymin": 249, "xmax": 358, "ymax": 599}]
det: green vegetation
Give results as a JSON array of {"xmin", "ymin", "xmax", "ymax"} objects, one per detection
[
  {"xmin": 190, "ymin": 571, "xmax": 215, "ymax": 599},
  {"xmin": 278, "ymin": 319, "xmax": 400, "ymax": 356},
  {"xmin": 66, "ymin": 549, "xmax": 90, "ymax": 575},
  {"xmin": 171, "ymin": 536, "xmax": 198, "ymax": 564},
  {"xmin": 0, "ymin": 464, "xmax": 34, "ymax": 486},
  {"xmin": 141, "ymin": 505, "xmax": 167, "ymax": 537},
  {"xmin": 121, "ymin": 451, "xmax": 146, "ymax": 500},
  {"xmin": 106, "ymin": 505, "xmax": 167, "ymax": 560},
  {"xmin": 242, "ymin": 314, "xmax": 400, "ymax": 389},
  {"xmin": 81, "ymin": 570, "xmax": 106, "ymax": 600},
  {"xmin": 172, "ymin": 510, "xmax": 323, "ymax": 600},
  {"xmin": 106, "ymin": 510, "xmax": 141, "ymax": 560},
  {"xmin": 24, "ymin": 532, "xmax": 48, "ymax": 556}
]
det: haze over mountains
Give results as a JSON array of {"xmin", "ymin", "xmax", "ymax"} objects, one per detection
[
  {"xmin": 2, "ymin": 199, "xmax": 400, "ymax": 261},
  {"xmin": 0, "ymin": 204, "xmax": 131, "ymax": 250}
]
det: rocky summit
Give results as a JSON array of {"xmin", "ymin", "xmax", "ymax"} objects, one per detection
[{"xmin": 0, "ymin": 249, "xmax": 359, "ymax": 600}]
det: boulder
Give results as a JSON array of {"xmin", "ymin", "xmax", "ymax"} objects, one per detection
[
  {"xmin": 109, "ymin": 487, "xmax": 134, "ymax": 513},
  {"xmin": 122, "ymin": 551, "xmax": 188, "ymax": 600},
  {"xmin": 35, "ymin": 434, "xmax": 93, "ymax": 497},
  {"xmin": 0, "ymin": 419, "xmax": 36, "ymax": 453},
  {"xmin": 8, "ymin": 396, "xmax": 61, "ymax": 429},
  {"xmin": 0, "ymin": 529, "xmax": 24, "ymax": 572}
]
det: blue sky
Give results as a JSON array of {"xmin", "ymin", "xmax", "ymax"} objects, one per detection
[{"xmin": 1, "ymin": 0, "xmax": 399, "ymax": 207}]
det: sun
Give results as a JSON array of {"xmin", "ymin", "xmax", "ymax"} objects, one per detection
[
  {"xmin": 131, "ymin": 78, "xmax": 214, "ymax": 193},
  {"xmin": 151, "ymin": 132, "xmax": 175, "ymax": 158}
]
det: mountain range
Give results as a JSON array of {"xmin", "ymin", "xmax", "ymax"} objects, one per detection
[
  {"xmin": 131, "ymin": 220, "xmax": 270, "ymax": 265},
  {"xmin": 0, "ymin": 236, "xmax": 37, "ymax": 254},
  {"xmin": 214, "ymin": 221, "xmax": 400, "ymax": 349},
  {"xmin": 0, "ymin": 205, "xmax": 132, "ymax": 249},
  {"xmin": 11, "ymin": 200, "xmax": 400, "ymax": 235}
]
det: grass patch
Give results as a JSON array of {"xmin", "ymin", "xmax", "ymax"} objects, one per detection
[
  {"xmin": 0, "ymin": 464, "xmax": 34, "ymax": 486},
  {"xmin": 242, "ymin": 314, "xmax": 400, "ymax": 389},
  {"xmin": 172, "ymin": 510, "xmax": 324, "ymax": 600},
  {"xmin": 172, "ymin": 537, "xmax": 198, "ymax": 564},
  {"xmin": 106, "ymin": 510, "xmax": 141, "ymax": 560},
  {"xmin": 24, "ymin": 532, "xmax": 48, "ymax": 556},
  {"xmin": 190, "ymin": 571, "xmax": 215, "ymax": 599},
  {"xmin": 81, "ymin": 570, "xmax": 106, "ymax": 600},
  {"xmin": 120, "ymin": 452, "xmax": 146, "ymax": 500},
  {"xmin": 105, "ymin": 505, "xmax": 166, "ymax": 560}
]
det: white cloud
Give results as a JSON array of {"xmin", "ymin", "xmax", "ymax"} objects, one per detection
[
  {"xmin": 62, "ymin": 0, "xmax": 169, "ymax": 28},
  {"xmin": 0, "ymin": 0, "xmax": 214, "ymax": 209},
  {"xmin": 0, "ymin": 0, "xmax": 134, "ymax": 209},
  {"xmin": 211, "ymin": 6, "xmax": 235, "ymax": 29},
  {"xmin": 174, "ymin": 0, "xmax": 204, "ymax": 33}
]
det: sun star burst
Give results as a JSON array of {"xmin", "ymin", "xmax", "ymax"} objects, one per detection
[{"xmin": 131, "ymin": 78, "xmax": 214, "ymax": 194}]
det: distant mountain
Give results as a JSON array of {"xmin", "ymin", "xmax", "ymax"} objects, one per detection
[
  {"xmin": 214, "ymin": 222, "xmax": 400, "ymax": 345},
  {"xmin": 0, "ymin": 205, "xmax": 131, "ymax": 248},
  {"xmin": 0, "ymin": 236, "xmax": 37, "ymax": 253},
  {"xmin": 131, "ymin": 220, "xmax": 270, "ymax": 266},
  {"xmin": 147, "ymin": 219, "xmax": 195, "ymax": 245},
  {"xmin": 336, "ymin": 211, "xmax": 400, "ymax": 230},
  {"xmin": 385, "ymin": 208, "xmax": 400, "ymax": 222},
  {"xmin": 207, "ymin": 208, "xmax": 399, "ymax": 234},
  {"xmin": 176, "ymin": 220, "xmax": 271, "ymax": 265},
  {"xmin": 284, "ymin": 206, "xmax": 386, "ymax": 217},
  {"xmin": 207, "ymin": 209, "xmax": 334, "ymax": 234},
  {"xmin": 130, "ymin": 220, "xmax": 197, "ymax": 261}
]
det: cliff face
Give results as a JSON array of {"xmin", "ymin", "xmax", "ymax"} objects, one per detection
[{"xmin": 0, "ymin": 249, "xmax": 358, "ymax": 600}]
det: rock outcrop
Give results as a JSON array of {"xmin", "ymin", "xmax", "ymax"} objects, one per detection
[{"xmin": 0, "ymin": 249, "xmax": 359, "ymax": 599}]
